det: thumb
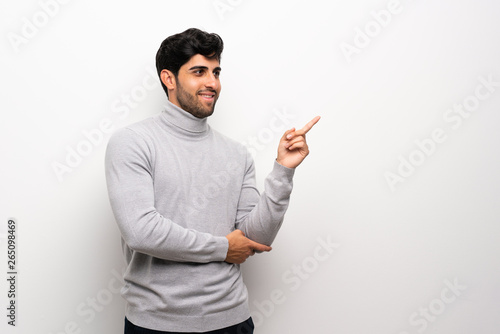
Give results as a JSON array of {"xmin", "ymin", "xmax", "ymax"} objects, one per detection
[
  {"xmin": 250, "ymin": 240, "xmax": 272, "ymax": 253},
  {"xmin": 280, "ymin": 127, "xmax": 295, "ymax": 142}
]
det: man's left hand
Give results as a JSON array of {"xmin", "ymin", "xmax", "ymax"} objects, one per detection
[{"xmin": 276, "ymin": 116, "xmax": 320, "ymax": 169}]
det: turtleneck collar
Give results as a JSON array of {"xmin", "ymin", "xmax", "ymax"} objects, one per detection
[{"xmin": 157, "ymin": 100, "xmax": 210, "ymax": 138}]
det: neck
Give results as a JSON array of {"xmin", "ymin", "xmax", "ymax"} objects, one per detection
[{"xmin": 158, "ymin": 100, "xmax": 209, "ymax": 138}]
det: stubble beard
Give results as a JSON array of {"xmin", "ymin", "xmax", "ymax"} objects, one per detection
[{"xmin": 176, "ymin": 81, "xmax": 217, "ymax": 119}]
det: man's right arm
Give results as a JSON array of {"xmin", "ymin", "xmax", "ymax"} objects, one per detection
[
  {"xmin": 105, "ymin": 128, "xmax": 268, "ymax": 264},
  {"xmin": 105, "ymin": 128, "xmax": 230, "ymax": 263}
]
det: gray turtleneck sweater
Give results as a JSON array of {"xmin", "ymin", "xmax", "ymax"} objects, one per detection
[{"xmin": 105, "ymin": 101, "xmax": 295, "ymax": 332}]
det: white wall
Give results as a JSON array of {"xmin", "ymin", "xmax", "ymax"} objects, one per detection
[{"xmin": 1, "ymin": 0, "xmax": 500, "ymax": 333}]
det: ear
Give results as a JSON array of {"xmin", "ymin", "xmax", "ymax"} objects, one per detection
[{"xmin": 160, "ymin": 69, "xmax": 176, "ymax": 91}]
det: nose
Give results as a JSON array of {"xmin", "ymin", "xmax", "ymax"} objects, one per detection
[{"xmin": 205, "ymin": 73, "xmax": 220, "ymax": 91}]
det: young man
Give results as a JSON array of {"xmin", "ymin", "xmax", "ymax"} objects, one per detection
[{"xmin": 105, "ymin": 28, "xmax": 320, "ymax": 334}]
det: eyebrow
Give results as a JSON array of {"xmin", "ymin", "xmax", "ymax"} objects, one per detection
[{"xmin": 188, "ymin": 66, "xmax": 222, "ymax": 72}]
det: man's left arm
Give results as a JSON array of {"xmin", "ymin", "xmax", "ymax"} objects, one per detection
[{"xmin": 235, "ymin": 116, "xmax": 321, "ymax": 246}]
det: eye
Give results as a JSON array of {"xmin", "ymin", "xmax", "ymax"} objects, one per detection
[{"xmin": 214, "ymin": 70, "xmax": 221, "ymax": 78}]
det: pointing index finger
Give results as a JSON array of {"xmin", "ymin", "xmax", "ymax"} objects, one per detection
[{"xmin": 301, "ymin": 116, "xmax": 321, "ymax": 134}]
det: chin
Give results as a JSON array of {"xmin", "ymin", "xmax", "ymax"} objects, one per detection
[{"xmin": 192, "ymin": 108, "xmax": 214, "ymax": 119}]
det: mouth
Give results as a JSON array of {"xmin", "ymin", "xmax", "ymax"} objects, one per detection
[{"xmin": 198, "ymin": 91, "xmax": 216, "ymax": 101}]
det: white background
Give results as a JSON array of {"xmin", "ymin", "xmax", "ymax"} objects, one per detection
[{"xmin": 1, "ymin": 0, "xmax": 500, "ymax": 333}]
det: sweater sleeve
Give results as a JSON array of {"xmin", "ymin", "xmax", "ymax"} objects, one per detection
[
  {"xmin": 105, "ymin": 128, "xmax": 229, "ymax": 263},
  {"xmin": 235, "ymin": 152, "xmax": 295, "ymax": 246}
]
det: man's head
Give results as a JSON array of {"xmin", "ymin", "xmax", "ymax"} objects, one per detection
[{"xmin": 156, "ymin": 28, "xmax": 224, "ymax": 118}]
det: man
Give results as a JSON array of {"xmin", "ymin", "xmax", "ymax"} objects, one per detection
[{"xmin": 105, "ymin": 28, "xmax": 320, "ymax": 334}]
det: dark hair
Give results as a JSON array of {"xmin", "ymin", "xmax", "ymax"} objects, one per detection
[{"xmin": 155, "ymin": 28, "xmax": 224, "ymax": 97}]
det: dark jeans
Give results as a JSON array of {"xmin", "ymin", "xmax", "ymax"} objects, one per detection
[{"xmin": 124, "ymin": 317, "xmax": 254, "ymax": 334}]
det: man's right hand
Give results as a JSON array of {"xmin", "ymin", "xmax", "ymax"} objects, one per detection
[{"xmin": 225, "ymin": 230, "xmax": 272, "ymax": 264}]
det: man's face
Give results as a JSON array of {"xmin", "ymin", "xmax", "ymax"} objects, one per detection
[{"xmin": 170, "ymin": 54, "xmax": 221, "ymax": 118}]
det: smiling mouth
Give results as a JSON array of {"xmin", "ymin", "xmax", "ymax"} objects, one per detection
[{"xmin": 198, "ymin": 91, "xmax": 216, "ymax": 100}]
